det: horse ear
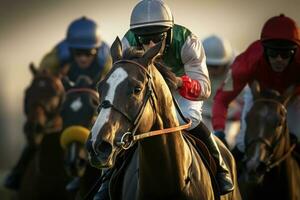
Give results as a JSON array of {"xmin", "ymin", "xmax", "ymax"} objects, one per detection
[
  {"xmin": 142, "ymin": 41, "xmax": 163, "ymax": 65},
  {"xmin": 29, "ymin": 62, "xmax": 38, "ymax": 76},
  {"xmin": 111, "ymin": 37, "xmax": 123, "ymax": 63},
  {"xmin": 250, "ymin": 80, "xmax": 261, "ymax": 100},
  {"xmin": 282, "ymin": 85, "xmax": 295, "ymax": 106}
]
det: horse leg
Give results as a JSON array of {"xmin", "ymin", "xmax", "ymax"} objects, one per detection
[{"xmin": 190, "ymin": 122, "xmax": 234, "ymax": 195}]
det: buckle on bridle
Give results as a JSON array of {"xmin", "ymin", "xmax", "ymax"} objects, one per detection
[{"xmin": 117, "ymin": 132, "xmax": 134, "ymax": 150}]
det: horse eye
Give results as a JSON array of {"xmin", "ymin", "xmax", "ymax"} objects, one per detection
[{"xmin": 133, "ymin": 86, "xmax": 142, "ymax": 95}]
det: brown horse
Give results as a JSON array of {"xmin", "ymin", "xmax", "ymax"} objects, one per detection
[
  {"xmin": 238, "ymin": 81, "xmax": 300, "ymax": 200},
  {"xmin": 86, "ymin": 38, "xmax": 241, "ymax": 200},
  {"xmin": 60, "ymin": 76, "xmax": 101, "ymax": 199},
  {"xmin": 17, "ymin": 64, "xmax": 71, "ymax": 200}
]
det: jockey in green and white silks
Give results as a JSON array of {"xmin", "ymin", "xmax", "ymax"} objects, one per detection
[
  {"xmin": 93, "ymin": 1, "xmax": 234, "ymax": 199},
  {"xmin": 122, "ymin": 24, "xmax": 210, "ymax": 130}
]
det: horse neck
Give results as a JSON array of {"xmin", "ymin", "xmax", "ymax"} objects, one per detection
[{"xmin": 137, "ymin": 68, "xmax": 192, "ymax": 195}]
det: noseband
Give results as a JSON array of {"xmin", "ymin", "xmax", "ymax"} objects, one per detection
[
  {"xmin": 98, "ymin": 60, "xmax": 191, "ymax": 150},
  {"xmin": 244, "ymin": 98, "xmax": 296, "ymax": 172}
]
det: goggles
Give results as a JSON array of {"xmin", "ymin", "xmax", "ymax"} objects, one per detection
[
  {"xmin": 138, "ymin": 32, "xmax": 166, "ymax": 45},
  {"xmin": 265, "ymin": 48, "xmax": 295, "ymax": 59},
  {"xmin": 71, "ymin": 48, "xmax": 97, "ymax": 57}
]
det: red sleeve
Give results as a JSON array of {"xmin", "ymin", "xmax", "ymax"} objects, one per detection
[{"xmin": 212, "ymin": 42, "xmax": 260, "ymax": 130}]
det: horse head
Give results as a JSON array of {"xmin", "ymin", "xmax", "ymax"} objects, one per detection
[
  {"xmin": 243, "ymin": 81, "xmax": 294, "ymax": 184},
  {"xmin": 60, "ymin": 75, "xmax": 99, "ymax": 177},
  {"xmin": 86, "ymin": 37, "xmax": 179, "ymax": 168},
  {"xmin": 24, "ymin": 63, "xmax": 65, "ymax": 143}
]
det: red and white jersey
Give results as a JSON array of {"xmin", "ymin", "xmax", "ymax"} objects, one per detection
[{"xmin": 212, "ymin": 40, "xmax": 300, "ymax": 131}]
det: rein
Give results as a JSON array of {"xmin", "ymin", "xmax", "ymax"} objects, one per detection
[
  {"xmin": 66, "ymin": 88, "xmax": 99, "ymax": 99},
  {"xmin": 266, "ymin": 143, "xmax": 296, "ymax": 171},
  {"xmin": 104, "ymin": 59, "xmax": 192, "ymax": 150}
]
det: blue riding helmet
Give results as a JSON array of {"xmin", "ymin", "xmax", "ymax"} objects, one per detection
[{"xmin": 66, "ymin": 16, "xmax": 101, "ymax": 49}]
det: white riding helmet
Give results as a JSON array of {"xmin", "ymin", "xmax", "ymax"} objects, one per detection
[
  {"xmin": 130, "ymin": 0, "xmax": 174, "ymax": 35},
  {"xmin": 202, "ymin": 35, "xmax": 234, "ymax": 66}
]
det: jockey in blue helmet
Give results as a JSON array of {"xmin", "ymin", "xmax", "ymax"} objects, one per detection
[
  {"xmin": 39, "ymin": 16, "xmax": 112, "ymax": 87},
  {"xmin": 4, "ymin": 16, "xmax": 111, "ymax": 191}
]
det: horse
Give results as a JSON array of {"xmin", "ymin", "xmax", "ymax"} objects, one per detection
[
  {"xmin": 238, "ymin": 81, "xmax": 300, "ymax": 200},
  {"xmin": 86, "ymin": 37, "xmax": 241, "ymax": 200},
  {"xmin": 59, "ymin": 76, "xmax": 101, "ymax": 199},
  {"xmin": 17, "ymin": 64, "xmax": 71, "ymax": 200}
]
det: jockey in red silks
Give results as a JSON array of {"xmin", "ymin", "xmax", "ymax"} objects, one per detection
[{"xmin": 212, "ymin": 14, "xmax": 300, "ymax": 159}]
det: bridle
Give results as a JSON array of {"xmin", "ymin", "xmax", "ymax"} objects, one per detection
[
  {"xmin": 66, "ymin": 88, "xmax": 99, "ymax": 100},
  {"xmin": 244, "ymin": 98, "xmax": 296, "ymax": 172},
  {"xmin": 97, "ymin": 59, "xmax": 191, "ymax": 150}
]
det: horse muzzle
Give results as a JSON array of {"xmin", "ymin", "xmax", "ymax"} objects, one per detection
[{"xmin": 86, "ymin": 140, "xmax": 115, "ymax": 169}]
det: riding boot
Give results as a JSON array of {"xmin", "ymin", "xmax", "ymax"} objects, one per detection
[
  {"xmin": 93, "ymin": 169, "xmax": 111, "ymax": 200},
  {"xmin": 190, "ymin": 122, "xmax": 234, "ymax": 195},
  {"xmin": 3, "ymin": 145, "xmax": 36, "ymax": 190}
]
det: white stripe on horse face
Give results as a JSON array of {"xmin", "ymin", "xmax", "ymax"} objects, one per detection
[{"xmin": 90, "ymin": 67, "xmax": 128, "ymax": 147}]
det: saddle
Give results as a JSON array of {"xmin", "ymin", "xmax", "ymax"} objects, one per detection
[
  {"xmin": 183, "ymin": 131, "xmax": 217, "ymax": 175},
  {"xmin": 183, "ymin": 131, "xmax": 221, "ymax": 199}
]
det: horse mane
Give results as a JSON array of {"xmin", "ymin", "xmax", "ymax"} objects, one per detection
[{"xmin": 123, "ymin": 47, "xmax": 178, "ymax": 90}]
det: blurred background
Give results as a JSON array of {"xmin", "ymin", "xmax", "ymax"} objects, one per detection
[{"xmin": 0, "ymin": 0, "xmax": 299, "ymax": 197}]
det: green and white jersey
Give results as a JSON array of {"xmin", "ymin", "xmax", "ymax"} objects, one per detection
[{"xmin": 122, "ymin": 24, "xmax": 211, "ymax": 101}]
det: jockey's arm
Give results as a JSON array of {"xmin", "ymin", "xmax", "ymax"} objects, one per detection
[
  {"xmin": 180, "ymin": 34, "xmax": 211, "ymax": 101},
  {"xmin": 39, "ymin": 48, "xmax": 62, "ymax": 75},
  {"xmin": 212, "ymin": 52, "xmax": 252, "ymax": 131},
  {"xmin": 39, "ymin": 40, "xmax": 71, "ymax": 76}
]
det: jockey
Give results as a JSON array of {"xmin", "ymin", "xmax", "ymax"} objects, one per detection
[
  {"xmin": 94, "ymin": 1, "xmax": 233, "ymax": 199},
  {"xmin": 202, "ymin": 35, "xmax": 243, "ymax": 148},
  {"xmin": 3, "ymin": 16, "xmax": 111, "ymax": 191},
  {"xmin": 39, "ymin": 16, "xmax": 112, "ymax": 88},
  {"xmin": 212, "ymin": 14, "xmax": 300, "ymax": 160}
]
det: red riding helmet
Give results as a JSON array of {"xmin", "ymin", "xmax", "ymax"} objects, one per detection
[{"xmin": 260, "ymin": 14, "xmax": 300, "ymax": 48}]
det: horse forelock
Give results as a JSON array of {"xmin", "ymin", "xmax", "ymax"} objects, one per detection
[
  {"xmin": 122, "ymin": 47, "xmax": 178, "ymax": 91},
  {"xmin": 123, "ymin": 47, "xmax": 144, "ymax": 60}
]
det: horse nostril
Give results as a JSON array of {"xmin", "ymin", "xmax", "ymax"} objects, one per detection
[{"xmin": 96, "ymin": 141, "xmax": 112, "ymax": 158}]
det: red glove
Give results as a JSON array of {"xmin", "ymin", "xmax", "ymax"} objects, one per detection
[{"xmin": 178, "ymin": 75, "xmax": 201, "ymax": 101}]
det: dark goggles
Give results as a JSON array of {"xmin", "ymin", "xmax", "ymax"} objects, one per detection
[
  {"xmin": 265, "ymin": 48, "xmax": 295, "ymax": 59},
  {"xmin": 138, "ymin": 32, "xmax": 166, "ymax": 45},
  {"xmin": 71, "ymin": 48, "xmax": 97, "ymax": 57}
]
